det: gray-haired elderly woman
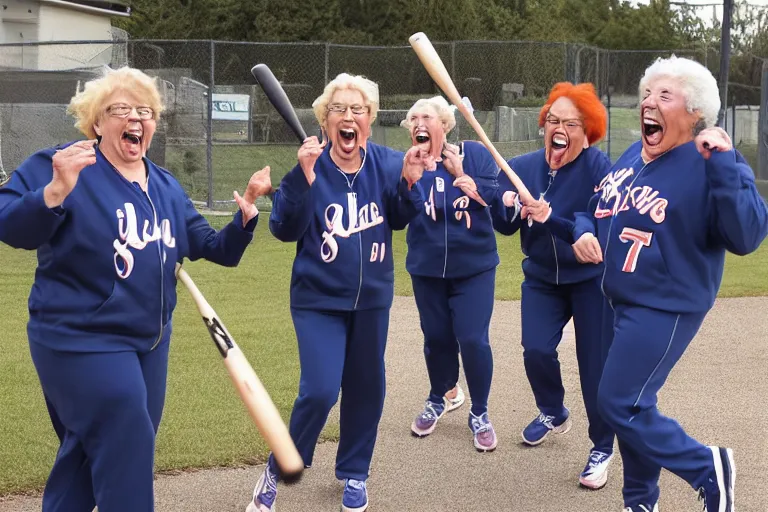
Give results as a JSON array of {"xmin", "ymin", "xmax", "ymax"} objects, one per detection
[
  {"xmin": 0, "ymin": 66, "xmax": 271, "ymax": 512},
  {"xmin": 246, "ymin": 73, "xmax": 427, "ymax": 512},
  {"xmin": 534, "ymin": 55, "xmax": 768, "ymax": 512},
  {"xmin": 400, "ymin": 95, "xmax": 501, "ymax": 452}
]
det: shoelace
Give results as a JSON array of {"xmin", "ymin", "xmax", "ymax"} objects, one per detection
[
  {"xmin": 470, "ymin": 414, "xmax": 491, "ymax": 434},
  {"xmin": 347, "ymin": 479, "xmax": 366, "ymax": 491},
  {"xmin": 588, "ymin": 450, "xmax": 609, "ymax": 468},
  {"xmin": 256, "ymin": 474, "xmax": 277, "ymax": 506},
  {"xmin": 537, "ymin": 413, "xmax": 557, "ymax": 429},
  {"xmin": 420, "ymin": 402, "xmax": 441, "ymax": 421}
]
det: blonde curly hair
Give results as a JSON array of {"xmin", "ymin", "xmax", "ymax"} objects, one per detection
[
  {"xmin": 312, "ymin": 73, "xmax": 379, "ymax": 127},
  {"xmin": 400, "ymin": 95, "xmax": 457, "ymax": 134},
  {"xmin": 67, "ymin": 66, "xmax": 165, "ymax": 139}
]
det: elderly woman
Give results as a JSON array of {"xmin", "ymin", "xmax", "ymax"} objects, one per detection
[
  {"xmin": 491, "ymin": 82, "xmax": 616, "ymax": 490},
  {"xmin": 401, "ymin": 95, "xmax": 501, "ymax": 452},
  {"xmin": 0, "ymin": 66, "xmax": 269, "ymax": 512},
  {"xmin": 247, "ymin": 73, "xmax": 425, "ymax": 512},
  {"xmin": 533, "ymin": 56, "xmax": 768, "ymax": 512}
]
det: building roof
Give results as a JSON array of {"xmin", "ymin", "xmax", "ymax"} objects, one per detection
[{"xmin": 39, "ymin": 0, "xmax": 131, "ymax": 17}]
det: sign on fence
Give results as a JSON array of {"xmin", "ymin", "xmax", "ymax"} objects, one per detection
[{"xmin": 211, "ymin": 93, "xmax": 249, "ymax": 121}]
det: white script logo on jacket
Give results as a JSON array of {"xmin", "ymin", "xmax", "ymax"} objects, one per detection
[
  {"xmin": 113, "ymin": 202, "xmax": 176, "ymax": 279},
  {"xmin": 321, "ymin": 192, "xmax": 384, "ymax": 263}
]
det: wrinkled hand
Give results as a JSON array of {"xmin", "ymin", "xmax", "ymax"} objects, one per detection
[
  {"xmin": 45, "ymin": 139, "xmax": 98, "ymax": 207},
  {"xmin": 502, "ymin": 190, "xmax": 519, "ymax": 208},
  {"xmin": 234, "ymin": 166, "xmax": 271, "ymax": 226},
  {"xmin": 442, "ymin": 143, "xmax": 464, "ymax": 178},
  {"xmin": 297, "ymin": 133, "xmax": 327, "ymax": 186},
  {"xmin": 695, "ymin": 127, "xmax": 732, "ymax": 160},
  {"xmin": 572, "ymin": 232, "xmax": 603, "ymax": 264},
  {"xmin": 521, "ymin": 198, "xmax": 551, "ymax": 224},
  {"xmin": 453, "ymin": 175, "xmax": 487, "ymax": 207},
  {"xmin": 402, "ymin": 146, "xmax": 435, "ymax": 189}
]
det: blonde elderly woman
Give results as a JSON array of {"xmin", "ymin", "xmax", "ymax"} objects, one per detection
[
  {"xmin": 247, "ymin": 73, "xmax": 426, "ymax": 512},
  {"xmin": 535, "ymin": 56, "xmax": 768, "ymax": 512},
  {"xmin": 401, "ymin": 96, "xmax": 501, "ymax": 452},
  {"xmin": 0, "ymin": 66, "xmax": 270, "ymax": 512}
]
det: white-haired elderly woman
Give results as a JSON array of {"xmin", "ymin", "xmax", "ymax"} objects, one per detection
[
  {"xmin": 247, "ymin": 73, "xmax": 426, "ymax": 512},
  {"xmin": 528, "ymin": 55, "xmax": 768, "ymax": 512},
  {"xmin": 0, "ymin": 66, "xmax": 270, "ymax": 512},
  {"xmin": 401, "ymin": 95, "xmax": 501, "ymax": 452}
]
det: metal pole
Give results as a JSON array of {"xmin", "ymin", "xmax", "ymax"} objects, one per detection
[
  {"xmin": 607, "ymin": 85, "xmax": 613, "ymax": 160},
  {"xmin": 717, "ymin": 0, "xmax": 733, "ymax": 127},
  {"xmin": 324, "ymin": 43, "xmax": 329, "ymax": 85},
  {"xmin": 207, "ymin": 40, "xmax": 214, "ymax": 209},
  {"xmin": 758, "ymin": 60, "xmax": 768, "ymax": 180}
]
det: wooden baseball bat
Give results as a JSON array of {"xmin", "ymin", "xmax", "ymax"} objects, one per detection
[
  {"xmin": 175, "ymin": 263, "xmax": 304, "ymax": 483},
  {"xmin": 408, "ymin": 32, "xmax": 535, "ymax": 205}
]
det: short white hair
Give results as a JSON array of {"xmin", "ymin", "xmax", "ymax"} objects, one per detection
[
  {"xmin": 638, "ymin": 55, "xmax": 720, "ymax": 129},
  {"xmin": 400, "ymin": 95, "xmax": 457, "ymax": 133},
  {"xmin": 312, "ymin": 73, "xmax": 379, "ymax": 126}
]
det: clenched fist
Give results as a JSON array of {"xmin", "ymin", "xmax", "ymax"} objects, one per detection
[
  {"xmin": 572, "ymin": 232, "xmax": 603, "ymax": 264},
  {"xmin": 695, "ymin": 127, "xmax": 732, "ymax": 160},
  {"xmin": 298, "ymin": 133, "xmax": 327, "ymax": 186},
  {"xmin": 45, "ymin": 139, "xmax": 98, "ymax": 207}
]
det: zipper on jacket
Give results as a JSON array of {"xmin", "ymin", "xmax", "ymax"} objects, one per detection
[
  {"xmin": 144, "ymin": 184, "xmax": 164, "ymax": 351},
  {"xmin": 550, "ymin": 234, "xmax": 560, "ymax": 285},
  {"xmin": 442, "ymin": 181, "xmax": 448, "ymax": 278},
  {"xmin": 335, "ymin": 149, "xmax": 367, "ymax": 310}
]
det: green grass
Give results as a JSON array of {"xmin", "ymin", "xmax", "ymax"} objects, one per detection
[{"xmin": 3, "ymin": 208, "xmax": 768, "ymax": 496}]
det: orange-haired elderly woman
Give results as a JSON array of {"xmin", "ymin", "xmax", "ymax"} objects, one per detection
[{"xmin": 491, "ymin": 82, "xmax": 617, "ymax": 490}]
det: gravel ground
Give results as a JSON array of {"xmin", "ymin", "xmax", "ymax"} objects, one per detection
[{"xmin": 1, "ymin": 295, "xmax": 766, "ymax": 512}]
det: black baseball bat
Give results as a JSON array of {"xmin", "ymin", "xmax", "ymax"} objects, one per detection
[{"xmin": 250, "ymin": 64, "xmax": 308, "ymax": 144}]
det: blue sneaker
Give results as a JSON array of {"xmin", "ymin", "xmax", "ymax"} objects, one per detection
[
  {"xmin": 579, "ymin": 449, "xmax": 613, "ymax": 489},
  {"xmin": 698, "ymin": 446, "xmax": 735, "ymax": 512},
  {"xmin": 341, "ymin": 478, "xmax": 368, "ymax": 512},
  {"xmin": 468, "ymin": 411, "xmax": 498, "ymax": 452},
  {"xmin": 411, "ymin": 400, "xmax": 446, "ymax": 437},
  {"xmin": 521, "ymin": 408, "xmax": 572, "ymax": 446},
  {"xmin": 246, "ymin": 462, "xmax": 278, "ymax": 512},
  {"xmin": 622, "ymin": 504, "xmax": 658, "ymax": 512}
]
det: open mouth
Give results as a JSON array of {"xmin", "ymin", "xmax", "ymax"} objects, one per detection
[
  {"xmin": 414, "ymin": 129, "xmax": 431, "ymax": 151},
  {"xmin": 121, "ymin": 130, "xmax": 143, "ymax": 156},
  {"xmin": 337, "ymin": 128, "xmax": 357, "ymax": 154},
  {"xmin": 551, "ymin": 134, "xmax": 567, "ymax": 150},
  {"xmin": 643, "ymin": 117, "xmax": 663, "ymax": 146}
]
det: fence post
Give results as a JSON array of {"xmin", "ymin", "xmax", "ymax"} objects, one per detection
[
  {"xmin": 207, "ymin": 40, "xmax": 214, "ymax": 210},
  {"xmin": 324, "ymin": 43, "xmax": 330, "ymax": 85},
  {"xmin": 759, "ymin": 59, "xmax": 768, "ymax": 181},
  {"xmin": 606, "ymin": 85, "xmax": 613, "ymax": 161}
]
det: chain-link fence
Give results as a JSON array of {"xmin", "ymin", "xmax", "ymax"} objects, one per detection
[{"xmin": 0, "ymin": 39, "xmax": 765, "ymax": 209}]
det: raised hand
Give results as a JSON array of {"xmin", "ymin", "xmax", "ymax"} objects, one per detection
[
  {"xmin": 402, "ymin": 146, "xmax": 433, "ymax": 189},
  {"xmin": 45, "ymin": 139, "xmax": 98, "ymax": 207},
  {"xmin": 442, "ymin": 143, "xmax": 464, "ymax": 178},
  {"xmin": 234, "ymin": 166, "xmax": 272, "ymax": 226},
  {"xmin": 572, "ymin": 232, "xmax": 603, "ymax": 264},
  {"xmin": 695, "ymin": 127, "xmax": 732, "ymax": 160},
  {"xmin": 297, "ymin": 132, "xmax": 327, "ymax": 186}
]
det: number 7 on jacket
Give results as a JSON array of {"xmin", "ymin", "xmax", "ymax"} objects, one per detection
[{"xmin": 619, "ymin": 227, "xmax": 653, "ymax": 273}]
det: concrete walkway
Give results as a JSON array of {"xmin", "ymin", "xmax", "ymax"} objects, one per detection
[{"xmin": 1, "ymin": 296, "xmax": 766, "ymax": 512}]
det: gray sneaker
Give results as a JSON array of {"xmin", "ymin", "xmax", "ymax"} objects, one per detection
[{"xmin": 411, "ymin": 400, "xmax": 446, "ymax": 437}]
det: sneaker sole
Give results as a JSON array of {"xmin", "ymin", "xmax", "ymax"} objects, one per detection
[
  {"xmin": 521, "ymin": 417, "xmax": 572, "ymax": 446},
  {"xmin": 579, "ymin": 470, "xmax": 608, "ymax": 490},
  {"xmin": 411, "ymin": 405, "xmax": 447, "ymax": 437},
  {"xmin": 341, "ymin": 499, "xmax": 368, "ymax": 512},
  {"xmin": 474, "ymin": 439, "xmax": 498, "ymax": 452},
  {"xmin": 445, "ymin": 396, "xmax": 465, "ymax": 412}
]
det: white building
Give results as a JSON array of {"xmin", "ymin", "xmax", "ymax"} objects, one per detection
[{"xmin": 0, "ymin": 0, "xmax": 130, "ymax": 69}]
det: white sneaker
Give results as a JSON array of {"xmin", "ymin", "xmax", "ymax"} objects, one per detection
[
  {"xmin": 579, "ymin": 449, "xmax": 613, "ymax": 490},
  {"xmin": 444, "ymin": 385, "xmax": 465, "ymax": 412}
]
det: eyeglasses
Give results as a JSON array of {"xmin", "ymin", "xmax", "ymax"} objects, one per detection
[
  {"xmin": 327, "ymin": 103, "xmax": 369, "ymax": 115},
  {"xmin": 545, "ymin": 115, "xmax": 583, "ymax": 130},
  {"xmin": 106, "ymin": 103, "xmax": 155, "ymax": 120}
]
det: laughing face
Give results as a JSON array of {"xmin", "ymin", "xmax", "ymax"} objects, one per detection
[
  {"xmin": 324, "ymin": 88, "xmax": 371, "ymax": 169},
  {"xmin": 543, "ymin": 97, "xmax": 588, "ymax": 170},
  {"xmin": 95, "ymin": 90, "xmax": 156, "ymax": 169},
  {"xmin": 407, "ymin": 104, "xmax": 445, "ymax": 162},
  {"xmin": 640, "ymin": 76, "xmax": 699, "ymax": 161}
]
